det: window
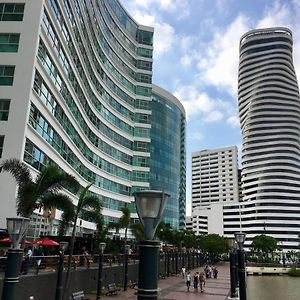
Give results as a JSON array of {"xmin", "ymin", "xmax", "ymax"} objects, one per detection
[
  {"xmin": 0, "ymin": 33, "xmax": 20, "ymax": 52},
  {"xmin": 0, "ymin": 3, "xmax": 25, "ymax": 21},
  {"xmin": 0, "ymin": 135, "xmax": 4, "ymax": 158},
  {"xmin": 0, "ymin": 65, "xmax": 15, "ymax": 85},
  {"xmin": 0, "ymin": 99, "xmax": 10, "ymax": 120}
]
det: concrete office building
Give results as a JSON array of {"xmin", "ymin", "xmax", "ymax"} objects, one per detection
[
  {"xmin": 185, "ymin": 216, "xmax": 192, "ymax": 231},
  {"xmin": 150, "ymin": 84, "xmax": 186, "ymax": 229},
  {"xmin": 0, "ymin": 0, "xmax": 154, "ymax": 237},
  {"xmin": 237, "ymin": 27, "xmax": 300, "ymax": 250},
  {"xmin": 191, "ymin": 146, "xmax": 239, "ymax": 211}
]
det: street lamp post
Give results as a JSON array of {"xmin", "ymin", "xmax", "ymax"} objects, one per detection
[
  {"xmin": 134, "ymin": 190, "xmax": 169, "ymax": 300},
  {"xmin": 235, "ymin": 232, "xmax": 247, "ymax": 300},
  {"xmin": 228, "ymin": 239, "xmax": 237, "ymax": 299},
  {"xmin": 1, "ymin": 217, "xmax": 30, "ymax": 300},
  {"xmin": 96, "ymin": 242, "xmax": 106, "ymax": 300},
  {"xmin": 123, "ymin": 244, "xmax": 130, "ymax": 291},
  {"xmin": 55, "ymin": 241, "xmax": 69, "ymax": 300}
]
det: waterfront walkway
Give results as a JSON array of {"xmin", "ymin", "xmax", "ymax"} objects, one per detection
[{"xmin": 87, "ymin": 262, "xmax": 230, "ymax": 300}]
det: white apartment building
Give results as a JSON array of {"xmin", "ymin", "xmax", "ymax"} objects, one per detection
[{"xmin": 191, "ymin": 146, "xmax": 239, "ymax": 211}]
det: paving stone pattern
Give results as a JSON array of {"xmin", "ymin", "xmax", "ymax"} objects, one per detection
[{"xmin": 87, "ymin": 262, "xmax": 230, "ymax": 300}]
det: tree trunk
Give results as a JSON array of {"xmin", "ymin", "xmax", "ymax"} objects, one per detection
[{"xmin": 62, "ymin": 215, "xmax": 78, "ymax": 300}]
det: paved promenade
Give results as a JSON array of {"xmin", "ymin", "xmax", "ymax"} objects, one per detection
[{"xmin": 87, "ymin": 262, "xmax": 230, "ymax": 300}]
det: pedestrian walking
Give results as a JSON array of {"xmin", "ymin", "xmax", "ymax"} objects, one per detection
[
  {"xmin": 213, "ymin": 267, "xmax": 218, "ymax": 278},
  {"xmin": 182, "ymin": 266, "xmax": 186, "ymax": 278},
  {"xmin": 199, "ymin": 271, "xmax": 205, "ymax": 292},
  {"xmin": 193, "ymin": 271, "xmax": 199, "ymax": 290},
  {"xmin": 186, "ymin": 271, "xmax": 191, "ymax": 292}
]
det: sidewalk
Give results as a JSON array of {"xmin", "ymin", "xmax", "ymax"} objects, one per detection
[{"xmin": 87, "ymin": 262, "xmax": 230, "ymax": 300}]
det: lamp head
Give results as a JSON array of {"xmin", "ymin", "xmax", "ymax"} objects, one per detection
[
  {"xmin": 99, "ymin": 242, "xmax": 106, "ymax": 254},
  {"xmin": 125, "ymin": 244, "xmax": 131, "ymax": 254},
  {"xmin": 134, "ymin": 190, "xmax": 169, "ymax": 240},
  {"xmin": 59, "ymin": 241, "xmax": 69, "ymax": 253},
  {"xmin": 234, "ymin": 232, "xmax": 246, "ymax": 250},
  {"xmin": 6, "ymin": 217, "xmax": 30, "ymax": 249},
  {"xmin": 228, "ymin": 238, "xmax": 235, "ymax": 249}
]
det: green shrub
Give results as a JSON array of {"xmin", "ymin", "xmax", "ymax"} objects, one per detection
[{"xmin": 288, "ymin": 267, "xmax": 300, "ymax": 277}]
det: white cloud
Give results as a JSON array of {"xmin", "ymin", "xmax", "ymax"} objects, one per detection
[
  {"xmin": 173, "ymin": 84, "xmax": 235, "ymax": 124},
  {"xmin": 180, "ymin": 54, "xmax": 193, "ymax": 67},
  {"xmin": 190, "ymin": 132, "xmax": 204, "ymax": 141},
  {"xmin": 204, "ymin": 110, "xmax": 224, "ymax": 123},
  {"xmin": 256, "ymin": 1, "xmax": 291, "ymax": 29},
  {"xmin": 227, "ymin": 115, "xmax": 240, "ymax": 128},
  {"xmin": 131, "ymin": 11, "xmax": 176, "ymax": 57},
  {"xmin": 255, "ymin": 1, "xmax": 300, "ymax": 79},
  {"xmin": 197, "ymin": 15, "xmax": 250, "ymax": 97},
  {"xmin": 174, "ymin": 85, "xmax": 215, "ymax": 118},
  {"xmin": 128, "ymin": 0, "xmax": 190, "ymax": 20},
  {"xmin": 153, "ymin": 22, "xmax": 175, "ymax": 55}
]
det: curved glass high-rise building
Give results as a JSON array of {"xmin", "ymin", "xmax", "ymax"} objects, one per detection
[
  {"xmin": 238, "ymin": 27, "xmax": 300, "ymax": 249},
  {"xmin": 150, "ymin": 85, "xmax": 186, "ymax": 229},
  {"xmin": 0, "ymin": 0, "xmax": 187, "ymax": 237},
  {"xmin": 0, "ymin": 0, "xmax": 154, "ymax": 236}
]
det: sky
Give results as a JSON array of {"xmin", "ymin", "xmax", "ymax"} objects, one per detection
[{"xmin": 120, "ymin": 0, "xmax": 300, "ymax": 215}]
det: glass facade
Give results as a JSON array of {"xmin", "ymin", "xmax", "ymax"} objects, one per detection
[
  {"xmin": 150, "ymin": 85, "xmax": 186, "ymax": 229},
  {"xmin": 22, "ymin": 0, "xmax": 152, "ymax": 226},
  {"xmin": 0, "ymin": 0, "xmax": 185, "ymax": 233}
]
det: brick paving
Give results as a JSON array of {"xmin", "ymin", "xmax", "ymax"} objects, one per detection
[{"xmin": 87, "ymin": 262, "xmax": 230, "ymax": 300}]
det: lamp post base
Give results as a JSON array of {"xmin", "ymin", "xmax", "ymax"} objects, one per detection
[
  {"xmin": 137, "ymin": 288, "xmax": 161, "ymax": 300},
  {"xmin": 137, "ymin": 240, "xmax": 160, "ymax": 300},
  {"xmin": 1, "ymin": 248, "xmax": 23, "ymax": 300}
]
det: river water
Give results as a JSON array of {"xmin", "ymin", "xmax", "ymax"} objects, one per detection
[{"xmin": 247, "ymin": 275, "xmax": 300, "ymax": 300}]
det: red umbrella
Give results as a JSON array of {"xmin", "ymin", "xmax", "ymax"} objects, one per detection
[
  {"xmin": 0, "ymin": 237, "xmax": 32, "ymax": 244},
  {"xmin": 33, "ymin": 237, "xmax": 59, "ymax": 246}
]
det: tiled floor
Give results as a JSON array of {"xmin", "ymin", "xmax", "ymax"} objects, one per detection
[{"xmin": 87, "ymin": 262, "xmax": 230, "ymax": 300}]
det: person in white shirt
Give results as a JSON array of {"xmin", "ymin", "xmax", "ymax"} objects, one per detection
[{"xmin": 186, "ymin": 271, "xmax": 191, "ymax": 291}]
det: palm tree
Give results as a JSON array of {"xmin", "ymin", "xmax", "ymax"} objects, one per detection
[
  {"xmin": 107, "ymin": 205, "xmax": 131, "ymax": 242},
  {"xmin": 119, "ymin": 205, "xmax": 131, "ymax": 242},
  {"xmin": 130, "ymin": 222, "xmax": 145, "ymax": 242},
  {"xmin": 62, "ymin": 183, "xmax": 102, "ymax": 300},
  {"xmin": 0, "ymin": 158, "xmax": 79, "ymax": 217}
]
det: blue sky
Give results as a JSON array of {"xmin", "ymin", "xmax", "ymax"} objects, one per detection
[{"xmin": 120, "ymin": 0, "xmax": 300, "ymax": 215}]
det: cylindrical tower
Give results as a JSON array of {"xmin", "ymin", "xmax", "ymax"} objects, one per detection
[
  {"xmin": 150, "ymin": 84, "xmax": 186, "ymax": 229},
  {"xmin": 238, "ymin": 27, "xmax": 300, "ymax": 250}
]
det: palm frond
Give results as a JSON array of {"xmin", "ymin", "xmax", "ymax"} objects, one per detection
[
  {"xmin": 58, "ymin": 209, "xmax": 74, "ymax": 238},
  {"xmin": 16, "ymin": 183, "xmax": 38, "ymax": 217},
  {"xmin": 81, "ymin": 195, "xmax": 101, "ymax": 211},
  {"xmin": 40, "ymin": 192, "xmax": 75, "ymax": 217},
  {"xmin": 130, "ymin": 222, "xmax": 145, "ymax": 241},
  {"xmin": 119, "ymin": 206, "xmax": 131, "ymax": 227},
  {"xmin": 80, "ymin": 209, "xmax": 101, "ymax": 224},
  {"xmin": 0, "ymin": 158, "xmax": 32, "ymax": 186},
  {"xmin": 35, "ymin": 165, "xmax": 79, "ymax": 196}
]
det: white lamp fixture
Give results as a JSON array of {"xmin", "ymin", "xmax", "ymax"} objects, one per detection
[
  {"xmin": 228, "ymin": 238, "xmax": 235, "ymax": 249},
  {"xmin": 99, "ymin": 242, "xmax": 106, "ymax": 254},
  {"xmin": 59, "ymin": 241, "xmax": 69, "ymax": 253},
  {"xmin": 6, "ymin": 217, "xmax": 30, "ymax": 249},
  {"xmin": 134, "ymin": 190, "xmax": 169, "ymax": 240},
  {"xmin": 125, "ymin": 244, "xmax": 131, "ymax": 254},
  {"xmin": 234, "ymin": 232, "xmax": 246, "ymax": 250}
]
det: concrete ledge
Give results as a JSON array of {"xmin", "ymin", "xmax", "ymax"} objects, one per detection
[{"xmin": 246, "ymin": 266, "xmax": 290, "ymax": 275}]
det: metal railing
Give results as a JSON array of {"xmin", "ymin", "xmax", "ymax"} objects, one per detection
[{"xmin": 0, "ymin": 254, "xmax": 139, "ymax": 275}]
